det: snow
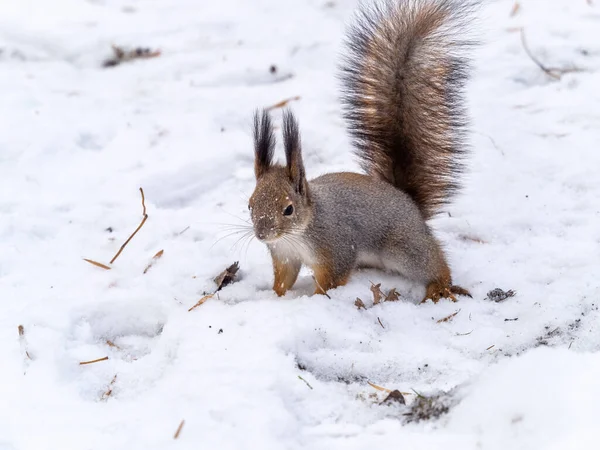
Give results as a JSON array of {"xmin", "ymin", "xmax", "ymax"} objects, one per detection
[{"xmin": 1, "ymin": 0, "xmax": 599, "ymax": 449}]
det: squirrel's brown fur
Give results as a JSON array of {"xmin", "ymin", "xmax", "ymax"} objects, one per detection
[{"xmin": 340, "ymin": 0, "xmax": 473, "ymax": 219}]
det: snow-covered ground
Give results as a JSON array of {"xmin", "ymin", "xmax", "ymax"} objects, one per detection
[{"xmin": 2, "ymin": 0, "xmax": 600, "ymax": 448}]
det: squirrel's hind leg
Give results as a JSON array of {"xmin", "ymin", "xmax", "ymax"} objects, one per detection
[{"xmin": 382, "ymin": 230, "xmax": 470, "ymax": 303}]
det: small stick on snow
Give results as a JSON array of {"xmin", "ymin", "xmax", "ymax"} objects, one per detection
[
  {"xmin": 519, "ymin": 29, "xmax": 583, "ymax": 80},
  {"xmin": 173, "ymin": 420, "xmax": 185, "ymax": 439},
  {"xmin": 455, "ymin": 330, "xmax": 473, "ymax": 336},
  {"xmin": 110, "ymin": 188, "xmax": 148, "ymax": 264},
  {"xmin": 377, "ymin": 317, "xmax": 385, "ymax": 329},
  {"xmin": 79, "ymin": 356, "xmax": 109, "ymax": 365},
  {"xmin": 520, "ymin": 29, "xmax": 560, "ymax": 80},
  {"xmin": 367, "ymin": 381, "xmax": 411, "ymax": 396},
  {"xmin": 298, "ymin": 376, "xmax": 313, "ymax": 390},
  {"xmin": 177, "ymin": 226, "xmax": 190, "ymax": 236},
  {"xmin": 368, "ymin": 381, "xmax": 391, "ymax": 393},
  {"xmin": 83, "ymin": 259, "xmax": 112, "ymax": 270},
  {"xmin": 486, "ymin": 345, "xmax": 495, "ymax": 351},
  {"xmin": 437, "ymin": 310, "xmax": 461, "ymax": 324},
  {"xmin": 267, "ymin": 96, "xmax": 301, "ymax": 111}
]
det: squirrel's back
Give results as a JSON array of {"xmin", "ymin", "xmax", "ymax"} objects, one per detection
[{"xmin": 340, "ymin": 0, "xmax": 474, "ymax": 219}]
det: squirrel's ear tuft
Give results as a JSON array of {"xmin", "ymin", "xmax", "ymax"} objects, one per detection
[
  {"xmin": 282, "ymin": 109, "xmax": 307, "ymax": 195},
  {"xmin": 253, "ymin": 109, "xmax": 275, "ymax": 179}
]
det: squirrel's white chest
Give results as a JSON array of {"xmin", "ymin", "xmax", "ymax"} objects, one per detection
[{"xmin": 268, "ymin": 237, "xmax": 316, "ymax": 265}]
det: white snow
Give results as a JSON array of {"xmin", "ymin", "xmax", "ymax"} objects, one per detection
[{"xmin": 1, "ymin": 0, "xmax": 600, "ymax": 449}]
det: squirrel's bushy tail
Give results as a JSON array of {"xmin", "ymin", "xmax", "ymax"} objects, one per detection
[{"xmin": 340, "ymin": 0, "xmax": 474, "ymax": 219}]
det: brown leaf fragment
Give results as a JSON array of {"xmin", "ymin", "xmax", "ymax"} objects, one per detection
[
  {"xmin": 370, "ymin": 283, "xmax": 383, "ymax": 305},
  {"xmin": 174, "ymin": 420, "xmax": 185, "ymax": 439},
  {"xmin": 188, "ymin": 294, "xmax": 214, "ymax": 312},
  {"xmin": 18, "ymin": 325, "xmax": 25, "ymax": 336},
  {"xmin": 83, "ymin": 259, "xmax": 112, "ymax": 270},
  {"xmin": 437, "ymin": 310, "xmax": 461, "ymax": 324},
  {"xmin": 143, "ymin": 249, "xmax": 164, "ymax": 274},
  {"xmin": 382, "ymin": 390, "xmax": 406, "ymax": 405},
  {"xmin": 214, "ymin": 261, "xmax": 240, "ymax": 291},
  {"xmin": 355, "ymin": 298, "xmax": 367, "ymax": 310},
  {"xmin": 385, "ymin": 288, "xmax": 400, "ymax": 302}
]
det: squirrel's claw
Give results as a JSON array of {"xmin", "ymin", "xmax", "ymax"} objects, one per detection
[
  {"xmin": 422, "ymin": 282, "xmax": 470, "ymax": 304},
  {"xmin": 450, "ymin": 285, "xmax": 472, "ymax": 298}
]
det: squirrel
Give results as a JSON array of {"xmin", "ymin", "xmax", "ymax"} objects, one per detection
[{"xmin": 248, "ymin": 0, "xmax": 474, "ymax": 303}]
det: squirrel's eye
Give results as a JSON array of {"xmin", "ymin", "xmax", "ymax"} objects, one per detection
[{"xmin": 283, "ymin": 204, "xmax": 294, "ymax": 216}]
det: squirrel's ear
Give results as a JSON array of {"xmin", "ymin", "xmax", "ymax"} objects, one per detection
[
  {"xmin": 282, "ymin": 109, "xmax": 307, "ymax": 196},
  {"xmin": 253, "ymin": 109, "xmax": 275, "ymax": 180}
]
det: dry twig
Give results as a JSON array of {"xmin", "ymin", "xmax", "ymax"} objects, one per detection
[
  {"xmin": 519, "ymin": 29, "xmax": 583, "ymax": 80},
  {"xmin": 437, "ymin": 310, "xmax": 461, "ymax": 324},
  {"xmin": 368, "ymin": 381, "xmax": 392, "ymax": 393},
  {"xmin": 143, "ymin": 249, "xmax": 164, "ymax": 274},
  {"xmin": 188, "ymin": 294, "xmax": 214, "ymax": 312},
  {"xmin": 83, "ymin": 259, "xmax": 112, "ymax": 270},
  {"xmin": 377, "ymin": 317, "xmax": 385, "ymax": 329},
  {"xmin": 298, "ymin": 375, "xmax": 314, "ymax": 390},
  {"xmin": 110, "ymin": 188, "xmax": 148, "ymax": 264},
  {"xmin": 367, "ymin": 381, "xmax": 411, "ymax": 396},
  {"xmin": 79, "ymin": 356, "xmax": 109, "ymax": 365},
  {"xmin": 455, "ymin": 330, "xmax": 473, "ymax": 336},
  {"xmin": 173, "ymin": 420, "xmax": 185, "ymax": 439},
  {"xmin": 267, "ymin": 96, "xmax": 301, "ymax": 111}
]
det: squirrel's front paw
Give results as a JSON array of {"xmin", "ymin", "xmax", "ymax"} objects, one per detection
[{"xmin": 422, "ymin": 282, "xmax": 471, "ymax": 304}]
